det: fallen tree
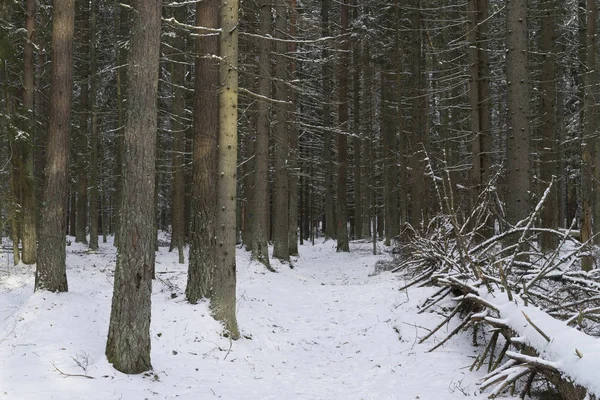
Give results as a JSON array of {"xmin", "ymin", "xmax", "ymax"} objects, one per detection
[{"xmin": 394, "ymin": 171, "xmax": 600, "ymax": 399}]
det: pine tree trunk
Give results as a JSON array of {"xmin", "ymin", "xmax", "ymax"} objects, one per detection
[
  {"xmin": 187, "ymin": 0, "xmax": 220, "ymax": 302},
  {"xmin": 505, "ymin": 0, "xmax": 530, "ymax": 227},
  {"xmin": 288, "ymin": 0, "xmax": 299, "ymax": 257},
  {"xmin": 322, "ymin": 0, "xmax": 335, "ymax": 240},
  {"xmin": 272, "ymin": 0, "xmax": 290, "ymax": 261},
  {"xmin": 21, "ymin": 0, "xmax": 37, "ymax": 264},
  {"xmin": 382, "ymin": 69, "xmax": 398, "ymax": 246},
  {"xmin": 336, "ymin": 0, "xmax": 350, "ymax": 252},
  {"xmin": 105, "ymin": 0, "xmax": 161, "ymax": 374},
  {"xmin": 250, "ymin": 0, "xmax": 272, "ymax": 269},
  {"xmin": 352, "ymin": 20, "xmax": 363, "ymax": 240},
  {"xmin": 213, "ymin": 0, "xmax": 240, "ymax": 339},
  {"xmin": 539, "ymin": 0, "xmax": 558, "ymax": 251},
  {"xmin": 36, "ymin": 0, "xmax": 75, "ymax": 292},
  {"xmin": 89, "ymin": 0, "xmax": 99, "ymax": 250},
  {"xmin": 169, "ymin": 4, "xmax": 186, "ymax": 264}
]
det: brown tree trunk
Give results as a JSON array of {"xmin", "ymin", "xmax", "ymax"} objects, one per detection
[
  {"xmin": 89, "ymin": 0, "xmax": 99, "ymax": 250},
  {"xmin": 272, "ymin": 0, "xmax": 290, "ymax": 261},
  {"xmin": 288, "ymin": 0, "xmax": 299, "ymax": 257},
  {"xmin": 250, "ymin": 0, "xmax": 272, "ymax": 269},
  {"xmin": 187, "ymin": 0, "xmax": 220, "ymax": 302},
  {"xmin": 322, "ymin": 0, "xmax": 335, "ymax": 240},
  {"xmin": 20, "ymin": 0, "xmax": 37, "ymax": 264},
  {"xmin": 539, "ymin": 0, "xmax": 558, "ymax": 251},
  {"xmin": 105, "ymin": 0, "xmax": 161, "ymax": 374},
  {"xmin": 35, "ymin": 0, "xmax": 75, "ymax": 292},
  {"xmin": 213, "ymin": 0, "xmax": 240, "ymax": 339},
  {"xmin": 336, "ymin": 0, "xmax": 350, "ymax": 252}
]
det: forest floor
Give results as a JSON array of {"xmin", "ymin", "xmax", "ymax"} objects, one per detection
[{"xmin": 0, "ymin": 236, "xmax": 508, "ymax": 400}]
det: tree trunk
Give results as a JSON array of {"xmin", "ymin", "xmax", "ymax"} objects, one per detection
[
  {"xmin": 539, "ymin": 0, "xmax": 558, "ymax": 251},
  {"xmin": 250, "ymin": 0, "xmax": 272, "ymax": 269},
  {"xmin": 105, "ymin": 0, "xmax": 161, "ymax": 374},
  {"xmin": 336, "ymin": 0, "xmax": 350, "ymax": 252},
  {"xmin": 169, "ymin": 4, "xmax": 186, "ymax": 264},
  {"xmin": 35, "ymin": 0, "xmax": 75, "ymax": 292},
  {"xmin": 321, "ymin": 0, "xmax": 335, "ymax": 240},
  {"xmin": 288, "ymin": 0, "xmax": 299, "ymax": 257},
  {"xmin": 187, "ymin": 0, "xmax": 220, "ymax": 302},
  {"xmin": 272, "ymin": 0, "xmax": 290, "ymax": 261},
  {"xmin": 382, "ymin": 69, "xmax": 399, "ymax": 246},
  {"xmin": 21, "ymin": 0, "xmax": 37, "ymax": 264},
  {"xmin": 582, "ymin": 0, "xmax": 598, "ymax": 271},
  {"xmin": 213, "ymin": 0, "xmax": 240, "ymax": 339},
  {"xmin": 89, "ymin": 0, "xmax": 99, "ymax": 250}
]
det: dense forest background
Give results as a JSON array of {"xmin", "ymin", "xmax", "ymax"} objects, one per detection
[{"xmin": 1, "ymin": 0, "xmax": 599, "ymax": 381}]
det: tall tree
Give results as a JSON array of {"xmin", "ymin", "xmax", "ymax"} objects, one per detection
[
  {"xmin": 187, "ymin": 0, "xmax": 220, "ymax": 302},
  {"xmin": 505, "ymin": 0, "xmax": 530, "ymax": 227},
  {"xmin": 322, "ymin": 0, "xmax": 335, "ymax": 239},
  {"xmin": 539, "ymin": 0, "xmax": 558, "ymax": 251},
  {"xmin": 213, "ymin": 0, "xmax": 240, "ymax": 339},
  {"xmin": 581, "ymin": 0, "xmax": 597, "ymax": 271},
  {"xmin": 336, "ymin": 0, "xmax": 349, "ymax": 252},
  {"xmin": 20, "ymin": 0, "xmax": 37, "ymax": 264},
  {"xmin": 288, "ymin": 0, "xmax": 299, "ymax": 257},
  {"xmin": 35, "ymin": 0, "xmax": 75, "ymax": 292},
  {"xmin": 89, "ymin": 0, "xmax": 99, "ymax": 250},
  {"xmin": 251, "ymin": 0, "xmax": 273, "ymax": 269},
  {"xmin": 272, "ymin": 0, "xmax": 290, "ymax": 261},
  {"xmin": 106, "ymin": 0, "xmax": 162, "ymax": 374}
]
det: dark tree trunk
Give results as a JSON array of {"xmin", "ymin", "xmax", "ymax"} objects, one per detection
[
  {"xmin": 187, "ymin": 0, "xmax": 220, "ymax": 302},
  {"xmin": 105, "ymin": 0, "xmax": 161, "ymax": 374},
  {"xmin": 336, "ymin": 0, "xmax": 349, "ymax": 252},
  {"xmin": 35, "ymin": 0, "xmax": 75, "ymax": 292}
]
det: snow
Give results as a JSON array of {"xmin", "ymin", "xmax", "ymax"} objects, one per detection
[{"xmin": 0, "ymin": 237, "xmax": 506, "ymax": 399}]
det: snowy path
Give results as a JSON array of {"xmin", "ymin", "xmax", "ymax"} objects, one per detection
[{"xmin": 0, "ymin": 238, "xmax": 500, "ymax": 399}]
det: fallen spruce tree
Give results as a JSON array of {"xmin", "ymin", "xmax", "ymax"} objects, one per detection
[{"xmin": 393, "ymin": 171, "xmax": 600, "ymax": 399}]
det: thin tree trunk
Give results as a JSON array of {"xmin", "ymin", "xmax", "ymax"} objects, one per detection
[
  {"xmin": 35, "ymin": 0, "xmax": 75, "ymax": 292},
  {"xmin": 272, "ymin": 0, "xmax": 290, "ymax": 261},
  {"xmin": 288, "ymin": 0, "xmax": 299, "ymax": 257},
  {"xmin": 250, "ymin": 0, "xmax": 272, "ymax": 269},
  {"xmin": 89, "ymin": 0, "xmax": 99, "ymax": 250},
  {"xmin": 213, "ymin": 0, "xmax": 240, "ymax": 339},
  {"xmin": 105, "ymin": 0, "xmax": 161, "ymax": 374},
  {"xmin": 187, "ymin": 0, "xmax": 220, "ymax": 302},
  {"xmin": 21, "ymin": 0, "xmax": 37, "ymax": 264},
  {"xmin": 336, "ymin": 0, "xmax": 350, "ymax": 252},
  {"xmin": 539, "ymin": 0, "xmax": 558, "ymax": 251},
  {"xmin": 321, "ymin": 0, "xmax": 335, "ymax": 239}
]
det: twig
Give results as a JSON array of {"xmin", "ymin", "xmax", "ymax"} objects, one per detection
[{"xmin": 51, "ymin": 362, "xmax": 95, "ymax": 379}]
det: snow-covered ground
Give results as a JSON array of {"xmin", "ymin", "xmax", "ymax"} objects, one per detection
[{"xmin": 0, "ymin": 237, "xmax": 503, "ymax": 399}]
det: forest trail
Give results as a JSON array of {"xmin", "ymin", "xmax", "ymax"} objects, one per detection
[{"xmin": 0, "ymin": 238, "xmax": 501, "ymax": 399}]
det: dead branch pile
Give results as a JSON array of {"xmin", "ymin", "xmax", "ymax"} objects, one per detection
[{"xmin": 393, "ymin": 174, "xmax": 600, "ymax": 399}]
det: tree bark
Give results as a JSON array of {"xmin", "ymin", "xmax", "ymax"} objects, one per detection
[
  {"xmin": 336, "ymin": 0, "xmax": 350, "ymax": 252},
  {"xmin": 288, "ymin": 0, "xmax": 299, "ymax": 257},
  {"xmin": 89, "ymin": 0, "xmax": 99, "ymax": 250},
  {"xmin": 20, "ymin": 0, "xmax": 37, "ymax": 264},
  {"xmin": 105, "ymin": 0, "xmax": 161, "ymax": 374},
  {"xmin": 187, "ymin": 0, "xmax": 220, "ymax": 302},
  {"xmin": 250, "ymin": 0, "xmax": 272, "ymax": 269},
  {"xmin": 539, "ymin": 0, "xmax": 558, "ymax": 251},
  {"xmin": 213, "ymin": 0, "xmax": 240, "ymax": 339},
  {"xmin": 35, "ymin": 0, "xmax": 75, "ymax": 292},
  {"xmin": 505, "ymin": 0, "xmax": 530, "ymax": 227}
]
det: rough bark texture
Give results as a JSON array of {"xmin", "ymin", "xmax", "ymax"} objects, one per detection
[
  {"xmin": 21, "ymin": 0, "xmax": 37, "ymax": 264},
  {"xmin": 352, "ymin": 24, "xmax": 363, "ymax": 240},
  {"xmin": 382, "ymin": 70, "xmax": 398, "ymax": 246},
  {"xmin": 213, "ymin": 0, "xmax": 240, "ymax": 339},
  {"xmin": 322, "ymin": 0, "xmax": 335, "ymax": 240},
  {"xmin": 505, "ymin": 0, "xmax": 530, "ymax": 226},
  {"xmin": 539, "ymin": 0, "xmax": 558, "ymax": 251},
  {"xmin": 581, "ymin": 0, "xmax": 597, "ymax": 271},
  {"xmin": 250, "ymin": 0, "xmax": 272, "ymax": 269},
  {"xmin": 288, "ymin": 0, "xmax": 299, "ymax": 257},
  {"xmin": 89, "ymin": 0, "xmax": 99, "ymax": 250},
  {"xmin": 35, "ymin": 0, "xmax": 75, "ymax": 292},
  {"xmin": 272, "ymin": 0, "xmax": 290, "ymax": 261},
  {"xmin": 187, "ymin": 0, "xmax": 220, "ymax": 303},
  {"xmin": 169, "ymin": 4, "xmax": 186, "ymax": 264},
  {"xmin": 336, "ymin": 0, "xmax": 349, "ymax": 252},
  {"xmin": 105, "ymin": 0, "xmax": 161, "ymax": 374}
]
